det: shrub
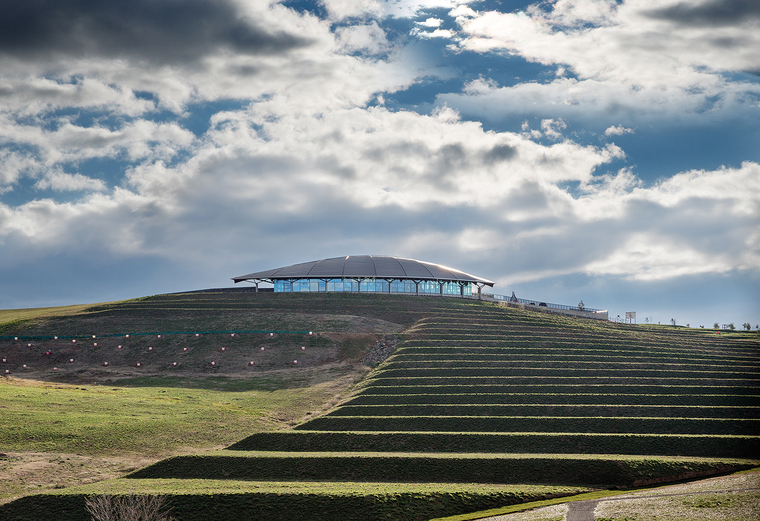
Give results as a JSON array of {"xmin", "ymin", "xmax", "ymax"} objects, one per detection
[{"xmin": 85, "ymin": 494, "xmax": 174, "ymax": 521}]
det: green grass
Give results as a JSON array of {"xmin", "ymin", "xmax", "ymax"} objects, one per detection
[
  {"xmin": 227, "ymin": 431, "xmax": 760, "ymax": 458},
  {"xmin": 0, "ymin": 375, "xmax": 355, "ymax": 456},
  {"xmin": 345, "ymin": 392, "xmax": 760, "ymax": 406},
  {"xmin": 0, "ymin": 480, "xmax": 588, "ymax": 521},
  {"xmin": 297, "ymin": 415, "xmax": 760, "ymax": 435},
  {"xmin": 1, "ymin": 292, "xmax": 758, "ymax": 520},
  {"xmin": 127, "ymin": 452, "xmax": 757, "ymax": 487},
  {"xmin": 326, "ymin": 404, "xmax": 759, "ymax": 419}
]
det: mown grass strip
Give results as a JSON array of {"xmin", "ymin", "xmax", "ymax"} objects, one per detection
[
  {"xmin": 227, "ymin": 431, "xmax": 760, "ymax": 458},
  {"xmin": 353, "ymin": 384, "xmax": 760, "ymax": 395},
  {"xmin": 362, "ymin": 376, "xmax": 760, "ymax": 386},
  {"xmin": 344, "ymin": 392, "xmax": 760, "ymax": 407},
  {"xmin": 297, "ymin": 415, "xmax": 760, "ymax": 435},
  {"xmin": 327, "ymin": 404, "xmax": 759, "ymax": 419},
  {"xmin": 126, "ymin": 453, "xmax": 757, "ymax": 487},
  {"xmin": 0, "ymin": 480, "xmax": 587, "ymax": 521}
]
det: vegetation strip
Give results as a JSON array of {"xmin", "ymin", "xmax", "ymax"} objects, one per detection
[
  {"xmin": 0, "ymin": 329, "xmax": 311, "ymax": 340},
  {"xmin": 0, "ymin": 480, "xmax": 588, "ymax": 521},
  {"xmin": 227, "ymin": 431, "xmax": 760, "ymax": 458},
  {"xmin": 126, "ymin": 453, "xmax": 756, "ymax": 487}
]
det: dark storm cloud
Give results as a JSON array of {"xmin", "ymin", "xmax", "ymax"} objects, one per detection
[
  {"xmin": 644, "ymin": 0, "xmax": 760, "ymax": 27},
  {"xmin": 0, "ymin": 0, "xmax": 313, "ymax": 63}
]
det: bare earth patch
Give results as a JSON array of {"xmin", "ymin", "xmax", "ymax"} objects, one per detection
[{"xmin": 0, "ymin": 451, "xmax": 160, "ymax": 505}]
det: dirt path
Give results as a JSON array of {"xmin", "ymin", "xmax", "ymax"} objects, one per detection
[
  {"xmin": 480, "ymin": 470, "xmax": 760, "ymax": 520},
  {"xmin": 565, "ymin": 500, "xmax": 596, "ymax": 521}
]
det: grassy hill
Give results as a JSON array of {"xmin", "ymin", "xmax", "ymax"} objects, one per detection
[{"xmin": 1, "ymin": 291, "xmax": 758, "ymax": 520}]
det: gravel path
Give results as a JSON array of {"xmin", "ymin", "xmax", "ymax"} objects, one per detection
[
  {"xmin": 565, "ymin": 500, "xmax": 597, "ymax": 521},
  {"xmin": 478, "ymin": 479, "xmax": 760, "ymax": 521}
]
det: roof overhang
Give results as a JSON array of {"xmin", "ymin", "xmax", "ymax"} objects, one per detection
[{"xmin": 232, "ymin": 255, "xmax": 494, "ymax": 286}]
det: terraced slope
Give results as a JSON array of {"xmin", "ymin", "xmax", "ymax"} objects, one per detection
[
  {"xmin": 299, "ymin": 311, "xmax": 760, "ymax": 445},
  {"xmin": 3, "ymin": 296, "xmax": 758, "ymax": 521},
  {"xmin": 126, "ymin": 304, "xmax": 759, "ymax": 520}
]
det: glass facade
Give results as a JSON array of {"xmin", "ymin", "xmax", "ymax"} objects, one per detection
[{"xmin": 273, "ymin": 278, "xmax": 472, "ymax": 296}]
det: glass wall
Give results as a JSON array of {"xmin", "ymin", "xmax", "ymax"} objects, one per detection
[{"xmin": 274, "ymin": 278, "xmax": 472, "ymax": 296}]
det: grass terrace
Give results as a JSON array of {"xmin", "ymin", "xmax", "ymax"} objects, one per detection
[{"xmin": 1, "ymin": 291, "xmax": 758, "ymax": 520}]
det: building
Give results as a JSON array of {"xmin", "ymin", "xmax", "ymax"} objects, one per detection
[{"xmin": 232, "ymin": 255, "xmax": 494, "ymax": 297}]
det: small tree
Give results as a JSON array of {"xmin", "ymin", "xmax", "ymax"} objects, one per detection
[
  {"xmin": 728, "ymin": 323, "xmax": 735, "ymax": 331},
  {"xmin": 670, "ymin": 318, "xmax": 676, "ymax": 326},
  {"xmin": 743, "ymin": 323, "xmax": 751, "ymax": 331},
  {"xmin": 713, "ymin": 322, "xmax": 719, "ymax": 329},
  {"xmin": 86, "ymin": 494, "xmax": 175, "ymax": 521}
]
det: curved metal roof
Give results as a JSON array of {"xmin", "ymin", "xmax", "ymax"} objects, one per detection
[{"xmin": 232, "ymin": 255, "xmax": 494, "ymax": 286}]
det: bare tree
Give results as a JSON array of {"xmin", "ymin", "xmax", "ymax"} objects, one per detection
[
  {"xmin": 86, "ymin": 494, "xmax": 175, "ymax": 521},
  {"xmin": 670, "ymin": 318, "xmax": 676, "ymax": 326}
]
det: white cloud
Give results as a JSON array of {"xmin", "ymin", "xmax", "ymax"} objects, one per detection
[
  {"xmin": 540, "ymin": 118, "xmax": 567, "ymax": 140},
  {"xmin": 414, "ymin": 28, "xmax": 457, "ymax": 39},
  {"xmin": 417, "ymin": 18, "xmax": 444, "ymax": 28},
  {"xmin": 335, "ymin": 22, "xmax": 392, "ymax": 54},
  {"xmin": 0, "ymin": 0, "xmax": 757, "ymax": 323},
  {"xmin": 604, "ymin": 125, "xmax": 634, "ymax": 136},
  {"xmin": 34, "ymin": 171, "xmax": 107, "ymax": 192},
  {"xmin": 445, "ymin": 0, "xmax": 760, "ymax": 124}
]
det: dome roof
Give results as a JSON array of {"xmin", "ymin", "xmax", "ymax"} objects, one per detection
[{"xmin": 232, "ymin": 255, "xmax": 494, "ymax": 286}]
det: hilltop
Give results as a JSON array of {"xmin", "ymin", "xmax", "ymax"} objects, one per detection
[{"xmin": 1, "ymin": 291, "xmax": 758, "ymax": 520}]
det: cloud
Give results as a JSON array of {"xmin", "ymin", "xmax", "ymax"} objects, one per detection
[
  {"xmin": 540, "ymin": 118, "xmax": 567, "ymax": 140},
  {"xmin": 34, "ymin": 171, "xmax": 107, "ymax": 192},
  {"xmin": 604, "ymin": 125, "xmax": 634, "ymax": 136},
  {"xmin": 417, "ymin": 18, "xmax": 444, "ymax": 28},
  {"xmin": 643, "ymin": 0, "xmax": 760, "ymax": 27},
  {"xmin": 0, "ymin": 0, "xmax": 313, "ymax": 64},
  {"xmin": 444, "ymin": 0, "xmax": 760, "ymax": 127}
]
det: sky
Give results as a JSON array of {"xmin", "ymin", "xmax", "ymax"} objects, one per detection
[{"xmin": 0, "ymin": 0, "xmax": 758, "ymax": 328}]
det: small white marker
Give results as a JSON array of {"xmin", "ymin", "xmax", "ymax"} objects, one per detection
[
  {"xmin": 301, "ymin": 346, "xmax": 306, "ymax": 351},
  {"xmin": 54, "ymin": 336, "xmax": 58, "ymax": 340},
  {"xmin": 92, "ymin": 335, "xmax": 96, "ymax": 338},
  {"xmin": 221, "ymin": 347, "xmax": 226, "ymax": 351},
  {"xmin": 118, "ymin": 345, "xmax": 122, "ymax": 349},
  {"xmin": 148, "ymin": 347, "xmax": 153, "ymax": 351},
  {"xmin": 172, "ymin": 362, "xmax": 177, "ymax": 367},
  {"xmin": 126, "ymin": 334, "xmax": 129, "ymax": 338},
  {"xmin": 93, "ymin": 343, "xmax": 97, "ymax": 346},
  {"xmin": 293, "ymin": 360, "xmax": 298, "ymax": 364},
  {"xmin": 103, "ymin": 362, "xmax": 109, "ymax": 366},
  {"xmin": 261, "ymin": 347, "xmax": 265, "ymax": 351},
  {"xmin": 158, "ymin": 335, "xmax": 161, "ymax": 338},
  {"xmin": 69, "ymin": 359, "xmax": 74, "ymax": 363},
  {"xmin": 211, "ymin": 361, "xmax": 216, "ymax": 366},
  {"xmin": 136, "ymin": 362, "xmax": 141, "ymax": 367},
  {"xmin": 248, "ymin": 361, "xmax": 255, "ymax": 366},
  {"xmin": 53, "ymin": 367, "xmax": 58, "ymax": 371},
  {"xmin": 183, "ymin": 347, "xmax": 187, "ymax": 351}
]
